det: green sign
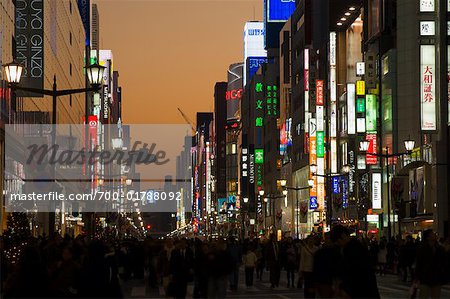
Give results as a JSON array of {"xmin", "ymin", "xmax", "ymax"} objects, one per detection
[
  {"xmin": 256, "ymin": 164, "xmax": 263, "ymax": 186},
  {"xmin": 366, "ymin": 94, "xmax": 377, "ymax": 132},
  {"xmin": 357, "ymin": 98, "xmax": 365, "ymax": 113},
  {"xmin": 255, "ymin": 82, "xmax": 263, "ymax": 93},
  {"xmin": 266, "ymin": 85, "xmax": 278, "ymax": 117},
  {"xmin": 255, "ymin": 149, "xmax": 264, "ymax": 164},
  {"xmin": 317, "ymin": 132, "xmax": 324, "ymax": 158}
]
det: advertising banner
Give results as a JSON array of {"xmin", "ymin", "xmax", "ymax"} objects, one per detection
[
  {"xmin": 266, "ymin": 0, "xmax": 296, "ymax": 22},
  {"xmin": 15, "ymin": 0, "xmax": 44, "ymax": 97},
  {"xmin": 227, "ymin": 63, "xmax": 244, "ymax": 121},
  {"xmin": 366, "ymin": 134, "xmax": 378, "ymax": 165},
  {"xmin": 420, "ymin": 45, "xmax": 436, "ymax": 130},
  {"xmin": 372, "ymin": 173, "xmax": 382, "ymax": 209},
  {"xmin": 366, "ymin": 94, "xmax": 377, "ymax": 132},
  {"xmin": 347, "ymin": 83, "xmax": 356, "ymax": 134}
]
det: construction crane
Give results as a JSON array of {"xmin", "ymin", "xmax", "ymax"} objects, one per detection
[{"xmin": 177, "ymin": 107, "xmax": 196, "ymax": 134}]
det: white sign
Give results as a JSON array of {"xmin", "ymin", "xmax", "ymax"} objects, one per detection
[
  {"xmin": 316, "ymin": 106, "xmax": 324, "ymax": 132},
  {"xmin": 329, "ymin": 32, "xmax": 336, "ymax": 66},
  {"xmin": 330, "ymin": 102, "xmax": 337, "ymax": 137},
  {"xmin": 420, "ymin": 21, "xmax": 435, "ymax": 36},
  {"xmin": 357, "ymin": 117, "xmax": 366, "ymax": 133},
  {"xmin": 367, "ymin": 214, "xmax": 379, "ymax": 223},
  {"xmin": 420, "ymin": 45, "xmax": 436, "ymax": 130},
  {"xmin": 347, "ymin": 83, "xmax": 356, "ymax": 135},
  {"xmin": 372, "ymin": 173, "xmax": 382, "ymax": 209},
  {"xmin": 356, "ymin": 62, "xmax": 365, "ymax": 76},
  {"xmin": 244, "ymin": 22, "xmax": 267, "ymax": 85},
  {"xmin": 420, "ymin": 0, "xmax": 435, "ymax": 12}
]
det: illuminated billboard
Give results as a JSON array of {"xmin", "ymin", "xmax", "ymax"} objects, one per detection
[
  {"xmin": 366, "ymin": 94, "xmax": 377, "ymax": 132},
  {"xmin": 420, "ymin": 45, "xmax": 436, "ymax": 130},
  {"xmin": 265, "ymin": 0, "xmax": 296, "ymax": 22},
  {"xmin": 244, "ymin": 22, "xmax": 267, "ymax": 85},
  {"xmin": 372, "ymin": 173, "xmax": 382, "ymax": 209},
  {"xmin": 227, "ymin": 63, "xmax": 244, "ymax": 121},
  {"xmin": 347, "ymin": 83, "xmax": 356, "ymax": 135}
]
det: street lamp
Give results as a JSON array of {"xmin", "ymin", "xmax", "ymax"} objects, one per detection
[
  {"xmin": 280, "ymin": 179, "xmax": 287, "ymax": 187},
  {"xmin": 310, "ymin": 164, "xmax": 318, "ymax": 175},
  {"xmin": 282, "ymin": 189, "xmax": 288, "ymax": 196},
  {"xmin": 4, "ymin": 60, "xmax": 106, "ymax": 236},
  {"xmin": 359, "ymin": 138, "xmax": 415, "ymax": 240},
  {"xmin": 4, "ymin": 61, "xmax": 23, "ymax": 84},
  {"xmin": 259, "ymin": 189, "xmax": 265, "ymax": 196}
]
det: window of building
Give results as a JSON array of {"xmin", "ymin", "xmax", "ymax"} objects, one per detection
[
  {"xmin": 70, "ymin": 63, "xmax": 72, "ymax": 76},
  {"xmin": 70, "ymin": 1, "xmax": 72, "ymax": 14},
  {"xmin": 69, "ymin": 94, "xmax": 72, "ymax": 107},
  {"xmin": 70, "ymin": 32, "xmax": 72, "ymax": 45}
]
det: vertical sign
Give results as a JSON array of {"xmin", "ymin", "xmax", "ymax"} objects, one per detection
[
  {"xmin": 227, "ymin": 63, "xmax": 244, "ymax": 121},
  {"xmin": 420, "ymin": 45, "xmax": 436, "ymax": 130},
  {"xmin": 309, "ymin": 118, "xmax": 317, "ymax": 209},
  {"xmin": 317, "ymin": 131, "xmax": 324, "ymax": 158},
  {"xmin": 77, "ymin": 0, "xmax": 91, "ymax": 46},
  {"xmin": 15, "ymin": 0, "xmax": 44, "ymax": 97},
  {"xmin": 372, "ymin": 173, "xmax": 382, "ymax": 209},
  {"xmin": 366, "ymin": 134, "xmax": 378, "ymax": 165},
  {"xmin": 316, "ymin": 106, "xmax": 324, "ymax": 131},
  {"xmin": 266, "ymin": 85, "xmax": 278, "ymax": 117},
  {"xmin": 316, "ymin": 80, "xmax": 324, "ymax": 105},
  {"xmin": 366, "ymin": 94, "xmax": 377, "ymax": 131},
  {"xmin": 347, "ymin": 83, "xmax": 356, "ymax": 134},
  {"xmin": 448, "ymin": 45, "xmax": 450, "ymax": 125}
]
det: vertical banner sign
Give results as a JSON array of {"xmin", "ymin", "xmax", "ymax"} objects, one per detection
[
  {"xmin": 309, "ymin": 118, "xmax": 317, "ymax": 210},
  {"xmin": 304, "ymin": 49, "xmax": 310, "ymax": 155},
  {"xmin": 347, "ymin": 83, "xmax": 356, "ymax": 134},
  {"xmin": 332, "ymin": 177, "xmax": 339, "ymax": 194},
  {"xmin": 420, "ymin": 45, "xmax": 436, "ymax": 130},
  {"xmin": 342, "ymin": 177, "xmax": 349, "ymax": 208},
  {"xmin": 15, "ymin": 0, "xmax": 44, "ymax": 97},
  {"xmin": 366, "ymin": 94, "xmax": 377, "ymax": 131},
  {"xmin": 372, "ymin": 173, "xmax": 382, "ymax": 209},
  {"xmin": 366, "ymin": 134, "xmax": 378, "ymax": 165},
  {"xmin": 316, "ymin": 106, "xmax": 324, "ymax": 131},
  {"xmin": 448, "ymin": 46, "xmax": 450, "ymax": 125},
  {"xmin": 316, "ymin": 80, "xmax": 324, "ymax": 105},
  {"xmin": 266, "ymin": 85, "xmax": 278, "ymax": 117},
  {"xmin": 317, "ymin": 131, "xmax": 324, "ymax": 158},
  {"xmin": 77, "ymin": 0, "xmax": 91, "ymax": 46},
  {"xmin": 330, "ymin": 32, "xmax": 337, "ymax": 103},
  {"xmin": 356, "ymin": 81, "xmax": 365, "ymax": 96},
  {"xmin": 227, "ymin": 63, "xmax": 244, "ymax": 121}
]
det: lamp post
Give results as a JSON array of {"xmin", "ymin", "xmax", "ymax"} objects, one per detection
[
  {"xmin": 4, "ymin": 60, "xmax": 106, "ymax": 236},
  {"xmin": 258, "ymin": 189, "xmax": 264, "ymax": 234},
  {"xmin": 310, "ymin": 164, "xmax": 350, "ymax": 228},
  {"xmin": 359, "ymin": 138, "xmax": 415, "ymax": 241},
  {"xmin": 280, "ymin": 180, "xmax": 313, "ymax": 239}
]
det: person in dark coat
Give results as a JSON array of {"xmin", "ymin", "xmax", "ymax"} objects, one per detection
[
  {"xmin": 169, "ymin": 238, "xmax": 194, "ymax": 299},
  {"xmin": 266, "ymin": 233, "xmax": 281, "ymax": 288},
  {"xmin": 331, "ymin": 225, "xmax": 380, "ymax": 299},
  {"xmin": 415, "ymin": 229, "xmax": 447, "ymax": 298},
  {"xmin": 313, "ymin": 232, "xmax": 340, "ymax": 298}
]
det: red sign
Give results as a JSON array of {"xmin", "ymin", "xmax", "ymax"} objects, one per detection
[
  {"xmin": 366, "ymin": 134, "xmax": 377, "ymax": 165},
  {"xmin": 316, "ymin": 80, "xmax": 324, "ymax": 105},
  {"xmin": 226, "ymin": 88, "xmax": 243, "ymax": 100}
]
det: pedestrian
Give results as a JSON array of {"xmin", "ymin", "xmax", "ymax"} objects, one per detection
[
  {"xmin": 378, "ymin": 239, "xmax": 388, "ymax": 276},
  {"xmin": 243, "ymin": 246, "xmax": 258, "ymax": 287},
  {"xmin": 330, "ymin": 225, "xmax": 380, "ymax": 298},
  {"xmin": 266, "ymin": 233, "xmax": 281, "ymax": 289},
  {"xmin": 227, "ymin": 237, "xmax": 242, "ymax": 291},
  {"xmin": 299, "ymin": 235, "xmax": 318, "ymax": 298},
  {"xmin": 168, "ymin": 239, "xmax": 194, "ymax": 299},
  {"xmin": 207, "ymin": 239, "xmax": 233, "ymax": 298},
  {"xmin": 255, "ymin": 240, "xmax": 265, "ymax": 281},
  {"xmin": 415, "ymin": 229, "xmax": 447, "ymax": 298},
  {"xmin": 285, "ymin": 237, "xmax": 297, "ymax": 288},
  {"xmin": 313, "ymin": 232, "xmax": 340, "ymax": 298}
]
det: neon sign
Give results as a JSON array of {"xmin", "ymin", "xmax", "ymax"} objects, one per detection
[{"xmin": 226, "ymin": 88, "xmax": 243, "ymax": 100}]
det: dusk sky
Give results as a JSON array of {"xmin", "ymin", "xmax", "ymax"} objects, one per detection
[{"xmin": 94, "ymin": 0, "xmax": 263, "ymax": 124}]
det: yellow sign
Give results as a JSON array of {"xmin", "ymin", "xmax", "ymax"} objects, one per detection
[{"xmin": 356, "ymin": 80, "xmax": 365, "ymax": 95}]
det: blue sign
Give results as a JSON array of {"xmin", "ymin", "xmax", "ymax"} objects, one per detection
[
  {"xmin": 247, "ymin": 57, "xmax": 268, "ymax": 83},
  {"xmin": 218, "ymin": 198, "xmax": 227, "ymax": 212},
  {"xmin": 332, "ymin": 177, "xmax": 339, "ymax": 194},
  {"xmin": 77, "ymin": 0, "xmax": 90, "ymax": 46},
  {"xmin": 266, "ymin": 0, "xmax": 296, "ymax": 22},
  {"xmin": 309, "ymin": 196, "xmax": 318, "ymax": 210},
  {"xmin": 342, "ymin": 178, "xmax": 349, "ymax": 209}
]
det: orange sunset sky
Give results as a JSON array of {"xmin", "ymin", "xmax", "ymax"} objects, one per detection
[{"xmin": 94, "ymin": 0, "xmax": 263, "ymax": 124}]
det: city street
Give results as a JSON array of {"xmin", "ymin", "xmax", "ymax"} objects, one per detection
[
  {"xmin": 121, "ymin": 268, "xmax": 450, "ymax": 299},
  {"xmin": 2, "ymin": 0, "xmax": 450, "ymax": 298}
]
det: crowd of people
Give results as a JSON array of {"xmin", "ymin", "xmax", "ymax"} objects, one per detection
[{"xmin": 1, "ymin": 226, "xmax": 450, "ymax": 298}]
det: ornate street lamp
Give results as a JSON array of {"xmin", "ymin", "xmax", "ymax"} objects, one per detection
[
  {"xmin": 259, "ymin": 189, "xmax": 265, "ymax": 196},
  {"xmin": 85, "ymin": 62, "xmax": 106, "ymax": 87},
  {"xmin": 4, "ymin": 61, "xmax": 23, "ymax": 84},
  {"xmin": 280, "ymin": 179, "xmax": 287, "ymax": 187},
  {"xmin": 404, "ymin": 138, "xmax": 415, "ymax": 152}
]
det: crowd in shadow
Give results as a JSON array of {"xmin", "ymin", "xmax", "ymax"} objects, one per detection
[{"xmin": 1, "ymin": 226, "xmax": 450, "ymax": 299}]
